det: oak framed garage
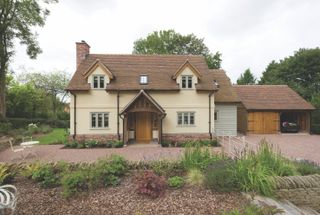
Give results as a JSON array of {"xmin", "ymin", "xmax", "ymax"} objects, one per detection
[{"xmin": 234, "ymin": 85, "xmax": 315, "ymax": 134}]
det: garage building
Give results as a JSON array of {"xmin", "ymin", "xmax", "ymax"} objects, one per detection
[{"xmin": 234, "ymin": 85, "xmax": 315, "ymax": 134}]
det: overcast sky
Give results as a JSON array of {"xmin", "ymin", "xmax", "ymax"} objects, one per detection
[{"xmin": 11, "ymin": 0, "xmax": 320, "ymax": 83}]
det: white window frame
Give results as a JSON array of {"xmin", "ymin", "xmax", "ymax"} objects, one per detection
[
  {"xmin": 92, "ymin": 75, "xmax": 105, "ymax": 89},
  {"xmin": 140, "ymin": 75, "xmax": 148, "ymax": 84},
  {"xmin": 90, "ymin": 112, "xmax": 109, "ymax": 129},
  {"xmin": 177, "ymin": 112, "xmax": 195, "ymax": 126},
  {"xmin": 181, "ymin": 75, "xmax": 193, "ymax": 89}
]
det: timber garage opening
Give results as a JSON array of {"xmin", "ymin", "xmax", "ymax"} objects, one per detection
[
  {"xmin": 234, "ymin": 85, "xmax": 315, "ymax": 135},
  {"xmin": 280, "ymin": 112, "xmax": 308, "ymax": 133}
]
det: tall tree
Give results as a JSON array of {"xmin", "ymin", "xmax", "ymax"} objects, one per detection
[
  {"xmin": 0, "ymin": 0, "xmax": 58, "ymax": 117},
  {"xmin": 236, "ymin": 68, "xmax": 256, "ymax": 85},
  {"xmin": 259, "ymin": 48, "xmax": 320, "ymax": 107},
  {"xmin": 19, "ymin": 70, "xmax": 70, "ymax": 117},
  {"xmin": 133, "ymin": 30, "xmax": 222, "ymax": 69}
]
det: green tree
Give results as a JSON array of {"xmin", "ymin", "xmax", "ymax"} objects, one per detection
[
  {"xmin": 237, "ymin": 69, "xmax": 256, "ymax": 85},
  {"xmin": 0, "ymin": 0, "xmax": 58, "ymax": 118},
  {"xmin": 19, "ymin": 70, "xmax": 70, "ymax": 117},
  {"xmin": 6, "ymin": 81, "xmax": 51, "ymax": 118},
  {"xmin": 133, "ymin": 30, "xmax": 222, "ymax": 69},
  {"xmin": 259, "ymin": 48, "xmax": 320, "ymax": 107}
]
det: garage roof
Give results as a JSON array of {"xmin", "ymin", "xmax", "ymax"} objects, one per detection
[{"xmin": 234, "ymin": 85, "xmax": 315, "ymax": 110}]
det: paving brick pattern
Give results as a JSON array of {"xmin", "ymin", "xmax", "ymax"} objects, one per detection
[{"xmin": 245, "ymin": 134, "xmax": 320, "ymax": 164}]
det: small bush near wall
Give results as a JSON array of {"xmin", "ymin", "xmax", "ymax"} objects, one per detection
[
  {"xmin": 161, "ymin": 139, "xmax": 220, "ymax": 148},
  {"xmin": 63, "ymin": 140, "xmax": 124, "ymax": 149}
]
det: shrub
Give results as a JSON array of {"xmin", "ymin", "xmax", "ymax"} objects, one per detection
[
  {"xmin": 69, "ymin": 141, "xmax": 78, "ymax": 148},
  {"xmin": 21, "ymin": 162, "xmax": 42, "ymax": 178},
  {"xmin": 0, "ymin": 164, "xmax": 10, "ymax": 185},
  {"xmin": 136, "ymin": 170, "xmax": 166, "ymax": 198},
  {"xmin": 111, "ymin": 140, "xmax": 124, "ymax": 148},
  {"xmin": 205, "ymin": 159, "xmax": 238, "ymax": 192},
  {"xmin": 149, "ymin": 160, "xmax": 185, "ymax": 177},
  {"xmin": 93, "ymin": 155, "xmax": 128, "ymax": 187},
  {"xmin": 294, "ymin": 160, "xmax": 320, "ymax": 175},
  {"xmin": 31, "ymin": 163, "xmax": 60, "ymax": 188},
  {"xmin": 39, "ymin": 124, "xmax": 53, "ymax": 134},
  {"xmin": 105, "ymin": 141, "xmax": 113, "ymax": 148},
  {"xmin": 232, "ymin": 154, "xmax": 275, "ymax": 196},
  {"xmin": 186, "ymin": 169, "xmax": 204, "ymax": 186},
  {"xmin": 61, "ymin": 170, "xmax": 88, "ymax": 198},
  {"xmin": 7, "ymin": 118, "xmax": 69, "ymax": 129},
  {"xmin": 85, "ymin": 140, "xmax": 98, "ymax": 148},
  {"xmin": 255, "ymin": 142, "xmax": 298, "ymax": 177},
  {"xmin": 161, "ymin": 140, "xmax": 170, "ymax": 147},
  {"xmin": 181, "ymin": 143, "xmax": 221, "ymax": 170},
  {"xmin": 167, "ymin": 176, "xmax": 185, "ymax": 188},
  {"xmin": 0, "ymin": 122, "xmax": 12, "ymax": 135},
  {"xmin": 27, "ymin": 123, "xmax": 41, "ymax": 135},
  {"xmin": 77, "ymin": 142, "xmax": 86, "ymax": 149}
]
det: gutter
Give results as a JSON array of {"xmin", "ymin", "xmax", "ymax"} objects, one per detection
[
  {"xmin": 209, "ymin": 92, "xmax": 214, "ymax": 140},
  {"xmin": 70, "ymin": 92, "xmax": 77, "ymax": 139},
  {"xmin": 117, "ymin": 91, "xmax": 120, "ymax": 140},
  {"xmin": 159, "ymin": 113, "xmax": 166, "ymax": 144},
  {"xmin": 119, "ymin": 114, "xmax": 124, "ymax": 143}
]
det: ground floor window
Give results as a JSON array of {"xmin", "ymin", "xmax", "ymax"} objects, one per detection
[
  {"xmin": 91, "ymin": 112, "xmax": 109, "ymax": 128},
  {"xmin": 177, "ymin": 112, "xmax": 195, "ymax": 126}
]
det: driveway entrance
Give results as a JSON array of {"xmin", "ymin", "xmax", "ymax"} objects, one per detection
[{"xmin": 245, "ymin": 134, "xmax": 320, "ymax": 164}]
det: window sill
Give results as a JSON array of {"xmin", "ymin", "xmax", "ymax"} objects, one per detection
[
  {"xmin": 91, "ymin": 88, "xmax": 106, "ymax": 90},
  {"xmin": 176, "ymin": 125, "xmax": 196, "ymax": 127},
  {"xmin": 90, "ymin": 128, "xmax": 110, "ymax": 130}
]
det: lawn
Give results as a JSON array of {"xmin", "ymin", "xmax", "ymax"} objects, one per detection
[{"xmin": 35, "ymin": 128, "xmax": 66, "ymax": 145}]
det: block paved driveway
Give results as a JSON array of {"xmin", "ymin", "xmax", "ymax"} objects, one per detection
[{"xmin": 245, "ymin": 134, "xmax": 320, "ymax": 164}]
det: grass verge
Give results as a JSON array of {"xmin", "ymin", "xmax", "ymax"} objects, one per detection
[{"xmin": 35, "ymin": 128, "xmax": 67, "ymax": 145}]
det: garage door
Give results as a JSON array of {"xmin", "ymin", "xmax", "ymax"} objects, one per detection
[{"xmin": 247, "ymin": 112, "xmax": 279, "ymax": 134}]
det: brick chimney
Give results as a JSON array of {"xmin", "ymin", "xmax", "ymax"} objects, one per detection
[{"xmin": 76, "ymin": 40, "xmax": 90, "ymax": 68}]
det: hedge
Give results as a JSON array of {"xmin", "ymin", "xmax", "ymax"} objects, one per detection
[{"xmin": 0, "ymin": 118, "xmax": 69, "ymax": 129}]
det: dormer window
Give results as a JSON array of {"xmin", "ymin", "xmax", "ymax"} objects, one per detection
[
  {"xmin": 181, "ymin": 75, "xmax": 192, "ymax": 89},
  {"xmin": 140, "ymin": 75, "xmax": 148, "ymax": 85},
  {"xmin": 93, "ymin": 75, "xmax": 105, "ymax": 89}
]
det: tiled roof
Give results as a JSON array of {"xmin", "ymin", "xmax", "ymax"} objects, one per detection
[
  {"xmin": 210, "ymin": 70, "xmax": 240, "ymax": 103},
  {"xmin": 66, "ymin": 54, "xmax": 218, "ymax": 91},
  {"xmin": 234, "ymin": 85, "xmax": 315, "ymax": 110}
]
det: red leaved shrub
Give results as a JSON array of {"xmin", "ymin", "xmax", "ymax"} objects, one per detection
[{"xmin": 136, "ymin": 170, "xmax": 166, "ymax": 198}]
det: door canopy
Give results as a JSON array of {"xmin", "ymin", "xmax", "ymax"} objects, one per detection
[{"xmin": 120, "ymin": 90, "xmax": 165, "ymax": 115}]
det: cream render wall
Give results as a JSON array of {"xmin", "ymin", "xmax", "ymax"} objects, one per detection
[{"xmin": 70, "ymin": 66, "xmax": 215, "ymax": 136}]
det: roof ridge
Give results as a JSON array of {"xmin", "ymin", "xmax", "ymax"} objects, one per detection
[
  {"xmin": 88, "ymin": 53, "xmax": 204, "ymax": 57},
  {"xmin": 233, "ymin": 85, "xmax": 288, "ymax": 87}
]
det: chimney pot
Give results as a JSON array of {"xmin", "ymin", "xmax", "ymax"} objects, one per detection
[{"xmin": 76, "ymin": 40, "xmax": 90, "ymax": 68}]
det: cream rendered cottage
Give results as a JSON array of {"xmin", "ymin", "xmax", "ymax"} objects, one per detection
[{"xmin": 66, "ymin": 41, "xmax": 239, "ymax": 144}]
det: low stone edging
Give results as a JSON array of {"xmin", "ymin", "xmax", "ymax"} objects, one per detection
[{"xmin": 274, "ymin": 174, "xmax": 320, "ymax": 211}]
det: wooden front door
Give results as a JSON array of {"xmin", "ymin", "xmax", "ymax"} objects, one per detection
[
  {"xmin": 136, "ymin": 112, "xmax": 152, "ymax": 143},
  {"xmin": 248, "ymin": 112, "xmax": 279, "ymax": 134}
]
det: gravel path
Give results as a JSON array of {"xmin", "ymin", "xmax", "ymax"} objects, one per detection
[
  {"xmin": 14, "ymin": 176, "xmax": 246, "ymax": 215},
  {"xmin": 0, "ymin": 144, "xmax": 222, "ymax": 163}
]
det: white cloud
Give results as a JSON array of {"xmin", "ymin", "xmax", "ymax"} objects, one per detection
[{"xmin": 11, "ymin": 0, "xmax": 320, "ymax": 83}]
